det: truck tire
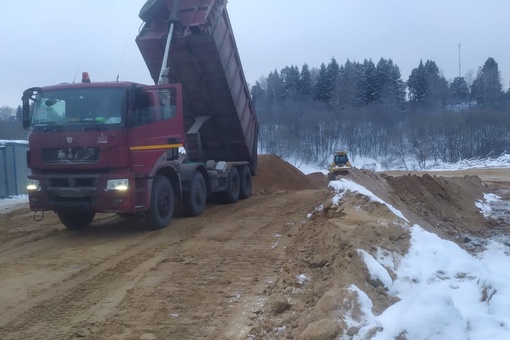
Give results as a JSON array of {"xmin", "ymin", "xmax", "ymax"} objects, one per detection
[
  {"xmin": 239, "ymin": 165, "xmax": 252, "ymax": 199},
  {"xmin": 183, "ymin": 171, "xmax": 206, "ymax": 217},
  {"xmin": 224, "ymin": 167, "xmax": 240, "ymax": 204},
  {"xmin": 58, "ymin": 211, "xmax": 95, "ymax": 230},
  {"xmin": 146, "ymin": 175, "xmax": 174, "ymax": 229}
]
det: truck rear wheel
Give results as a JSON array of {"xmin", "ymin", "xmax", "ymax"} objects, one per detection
[
  {"xmin": 58, "ymin": 211, "xmax": 95, "ymax": 230},
  {"xmin": 183, "ymin": 171, "xmax": 206, "ymax": 216},
  {"xmin": 146, "ymin": 175, "xmax": 174, "ymax": 230},
  {"xmin": 239, "ymin": 165, "xmax": 252, "ymax": 199},
  {"xmin": 224, "ymin": 167, "xmax": 240, "ymax": 204}
]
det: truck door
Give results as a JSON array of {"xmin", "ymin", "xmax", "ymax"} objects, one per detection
[{"xmin": 128, "ymin": 84, "xmax": 184, "ymax": 174}]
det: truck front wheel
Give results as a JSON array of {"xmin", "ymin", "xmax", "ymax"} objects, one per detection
[
  {"xmin": 224, "ymin": 167, "xmax": 240, "ymax": 204},
  {"xmin": 58, "ymin": 211, "xmax": 95, "ymax": 230},
  {"xmin": 146, "ymin": 175, "xmax": 174, "ymax": 229},
  {"xmin": 239, "ymin": 165, "xmax": 252, "ymax": 199},
  {"xmin": 183, "ymin": 171, "xmax": 206, "ymax": 216}
]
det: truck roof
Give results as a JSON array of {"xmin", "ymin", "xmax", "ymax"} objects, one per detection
[{"xmin": 39, "ymin": 81, "xmax": 140, "ymax": 91}]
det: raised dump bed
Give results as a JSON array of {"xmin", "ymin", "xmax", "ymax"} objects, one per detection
[{"xmin": 136, "ymin": 0, "xmax": 258, "ymax": 171}]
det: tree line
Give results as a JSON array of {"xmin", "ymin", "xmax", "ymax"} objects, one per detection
[
  {"xmin": 0, "ymin": 106, "xmax": 26, "ymax": 140},
  {"xmin": 251, "ymin": 57, "xmax": 510, "ymax": 169},
  {"xmin": 2, "ymin": 57, "xmax": 509, "ymax": 169}
]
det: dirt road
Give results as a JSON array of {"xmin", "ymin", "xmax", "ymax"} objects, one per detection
[{"xmin": 0, "ymin": 155, "xmax": 508, "ymax": 339}]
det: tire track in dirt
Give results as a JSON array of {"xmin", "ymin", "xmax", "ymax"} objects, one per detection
[
  {"xmin": 0, "ymin": 217, "xmax": 202, "ymax": 340},
  {"xmin": 90, "ymin": 190, "xmax": 327, "ymax": 339}
]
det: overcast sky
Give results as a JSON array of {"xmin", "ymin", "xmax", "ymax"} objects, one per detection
[{"xmin": 1, "ymin": 0, "xmax": 509, "ymax": 109}]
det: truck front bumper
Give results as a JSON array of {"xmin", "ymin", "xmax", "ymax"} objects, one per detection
[{"xmin": 26, "ymin": 173, "xmax": 141, "ymax": 213}]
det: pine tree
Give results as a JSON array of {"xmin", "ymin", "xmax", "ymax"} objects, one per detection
[
  {"xmin": 325, "ymin": 57, "xmax": 340, "ymax": 99},
  {"xmin": 408, "ymin": 59, "xmax": 446, "ymax": 108},
  {"xmin": 298, "ymin": 63, "xmax": 312, "ymax": 99},
  {"xmin": 471, "ymin": 57, "xmax": 503, "ymax": 109},
  {"xmin": 335, "ymin": 59, "xmax": 364, "ymax": 108},
  {"xmin": 280, "ymin": 65, "xmax": 300, "ymax": 99},
  {"xmin": 314, "ymin": 63, "xmax": 330, "ymax": 102},
  {"xmin": 375, "ymin": 58, "xmax": 405, "ymax": 110},
  {"xmin": 449, "ymin": 77, "xmax": 469, "ymax": 104},
  {"xmin": 359, "ymin": 59, "xmax": 377, "ymax": 105},
  {"xmin": 266, "ymin": 70, "xmax": 285, "ymax": 103},
  {"xmin": 250, "ymin": 81, "xmax": 265, "ymax": 106},
  {"xmin": 15, "ymin": 105, "xmax": 23, "ymax": 122},
  {"xmin": 408, "ymin": 60, "xmax": 427, "ymax": 103}
]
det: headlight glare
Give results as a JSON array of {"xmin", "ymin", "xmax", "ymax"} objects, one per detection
[
  {"xmin": 106, "ymin": 179, "xmax": 129, "ymax": 191},
  {"xmin": 26, "ymin": 179, "xmax": 41, "ymax": 191}
]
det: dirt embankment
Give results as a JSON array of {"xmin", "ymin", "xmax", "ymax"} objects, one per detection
[{"xmin": 0, "ymin": 154, "xmax": 507, "ymax": 339}]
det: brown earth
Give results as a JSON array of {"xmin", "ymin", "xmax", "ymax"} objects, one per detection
[{"xmin": 0, "ymin": 155, "xmax": 508, "ymax": 339}]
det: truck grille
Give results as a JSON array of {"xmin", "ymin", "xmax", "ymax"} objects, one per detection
[
  {"xmin": 48, "ymin": 177, "xmax": 97, "ymax": 188},
  {"xmin": 43, "ymin": 148, "xmax": 99, "ymax": 163}
]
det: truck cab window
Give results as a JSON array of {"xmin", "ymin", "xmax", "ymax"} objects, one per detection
[
  {"xmin": 33, "ymin": 98, "xmax": 66, "ymax": 124},
  {"xmin": 158, "ymin": 90, "xmax": 176, "ymax": 120},
  {"xmin": 133, "ymin": 91, "xmax": 154, "ymax": 126},
  {"xmin": 133, "ymin": 89, "xmax": 176, "ymax": 126},
  {"xmin": 31, "ymin": 88, "xmax": 124, "ymax": 127}
]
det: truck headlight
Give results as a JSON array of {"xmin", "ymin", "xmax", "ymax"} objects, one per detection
[
  {"xmin": 26, "ymin": 179, "xmax": 41, "ymax": 191},
  {"xmin": 106, "ymin": 179, "xmax": 129, "ymax": 191}
]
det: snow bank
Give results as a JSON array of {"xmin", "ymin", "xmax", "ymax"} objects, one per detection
[
  {"xmin": 356, "ymin": 225, "xmax": 510, "ymax": 339},
  {"xmin": 0, "ymin": 195, "xmax": 28, "ymax": 213},
  {"xmin": 328, "ymin": 178, "xmax": 408, "ymax": 222}
]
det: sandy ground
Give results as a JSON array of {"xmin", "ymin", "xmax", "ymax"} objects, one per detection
[{"xmin": 0, "ymin": 155, "xmax": 508, "ymax": 339}]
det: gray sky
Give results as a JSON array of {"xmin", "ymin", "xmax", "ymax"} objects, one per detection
[{"xmin": 1, "ymin": 0, "xmax": 509, "ymax": 109}]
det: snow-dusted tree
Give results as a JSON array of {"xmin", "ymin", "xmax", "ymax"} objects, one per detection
[
  {"xmin": 0, "ymin": 106, "xmax": 15, "ymax": 121},
  {"xmin": 449, "ymin": 77, "xmax": 470, "ymax": 104},
  {"xmin": 313, "ymin": 63, "xmax": 330, "ymax": 102},
  {"xmin": 250, "ymin": 81, "xmax": 264, "ymax": 106},
  {"xmin": 266, "ymin": 70, "xmax": 285, "ymax": 103},
  {"xmin": 297, "ymin": 63, "xmax": 312, "ymax": 99},
  {"xmin": 325, "ymin": 57, "xmax": 340, "ymax": 100},
  {"xmin": 334, "ymin": 59, "xmax": 364, "ymax": 108},
  {"xmin": 375, "ymin": 58, "xmax": 406, "ymax": 111},
  {"xmin": 408, "ymin": 60, "xmax": 427, "ymax": 103},
  {"xmin": 357, "ymin": 59, "xmax": 377, "ymax": 105},
  {"xmin": 470, "ymin": 57, "xmax": 503, "ymax": 109},
  {"xmin": 280, "ymin": 65, "xmax": 300, "ymax": 99},
  {"xmin": 15, "ymin": 105, "xmax": 23, "ymax": 122},
  {"xmin": 408, "ymin": 60, "xmax": 447, "ymax": 108}
]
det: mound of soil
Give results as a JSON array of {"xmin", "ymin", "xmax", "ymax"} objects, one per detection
[
  {"xmin": 250, "ymin": 165, "xmax": 503, "ymax": 338},
  {"xmin": 253, "ymin": 155, "xmax": 325, "ymax": 193},
  {"xmin": 342, "ymin": 168, "xmax": 492, "ymax": 240}
]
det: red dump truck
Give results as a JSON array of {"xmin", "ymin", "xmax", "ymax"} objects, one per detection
[{"xmin": 21, "ymin": 0, "xmax": 258, "ymax": 230}]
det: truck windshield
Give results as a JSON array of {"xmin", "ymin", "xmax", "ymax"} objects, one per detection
[{"xmin": 31, "ymin": 88, "xmax": 125, "ymax": 126}]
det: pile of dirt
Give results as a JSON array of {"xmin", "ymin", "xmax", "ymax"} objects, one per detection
[
  {"xmin": 383, "ymin": 173, "xmax": 491, "ymax": 238},
  {"xmin": 249, "ymin": 165, "xmax": 503, "ymax": 339},
  {"xmin": 249, "ymin": 177, "xmax": 410, "ymax": 338},
  {"xmin": 342, "ymin": 168, "xmax": 493, "ymax": 240},
  {"xmin": 253, "ymin": 155, "xmax": 326, "ymax": 193}
]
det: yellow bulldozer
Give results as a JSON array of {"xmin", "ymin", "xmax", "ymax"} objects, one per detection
[{"xmin": 327, "ymin": 151, "xmax": 352, "ymax": 180}]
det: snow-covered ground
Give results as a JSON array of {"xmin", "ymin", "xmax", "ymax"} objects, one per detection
[
  {"xmin": 330, "ymin": 178, "xmax": 510, "ymax": 339},
  {"xmin": 291, "ymin": 152, "xmax": 510, "ymax": 175},
  {"xmin": 0, "ymin": 139, "xmax": 28, "ymax": 145},
  {"xmin": 0, "ymin": 194, "xmax": 28, "ymax": 213}
]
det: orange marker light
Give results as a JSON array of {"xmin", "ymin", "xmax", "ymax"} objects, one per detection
[{"xmin": 82, "ymin": 72, "xmax": 91, "ymax": 83}]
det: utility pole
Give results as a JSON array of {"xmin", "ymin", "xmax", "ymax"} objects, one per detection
[
  {"xmin": 458, "ymin": 43, "xmax": 461, "ymax": 78},
  {"xmin": 458, "ymin": 43, "xmax": 461, "ymax": 104}
]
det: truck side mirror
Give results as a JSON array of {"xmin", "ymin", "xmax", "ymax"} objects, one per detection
[
  {"xmin": 22, "ymin": 102, "xmax": 30, "ymax": 130},
  {"xmin": 21, "ymin": 87, "xmax": 40, "ymax": 130}
]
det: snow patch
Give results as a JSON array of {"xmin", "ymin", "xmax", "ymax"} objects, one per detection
[{"xmin": 328, "ymin": 178, "xmax": 409, "ymax": 222}]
